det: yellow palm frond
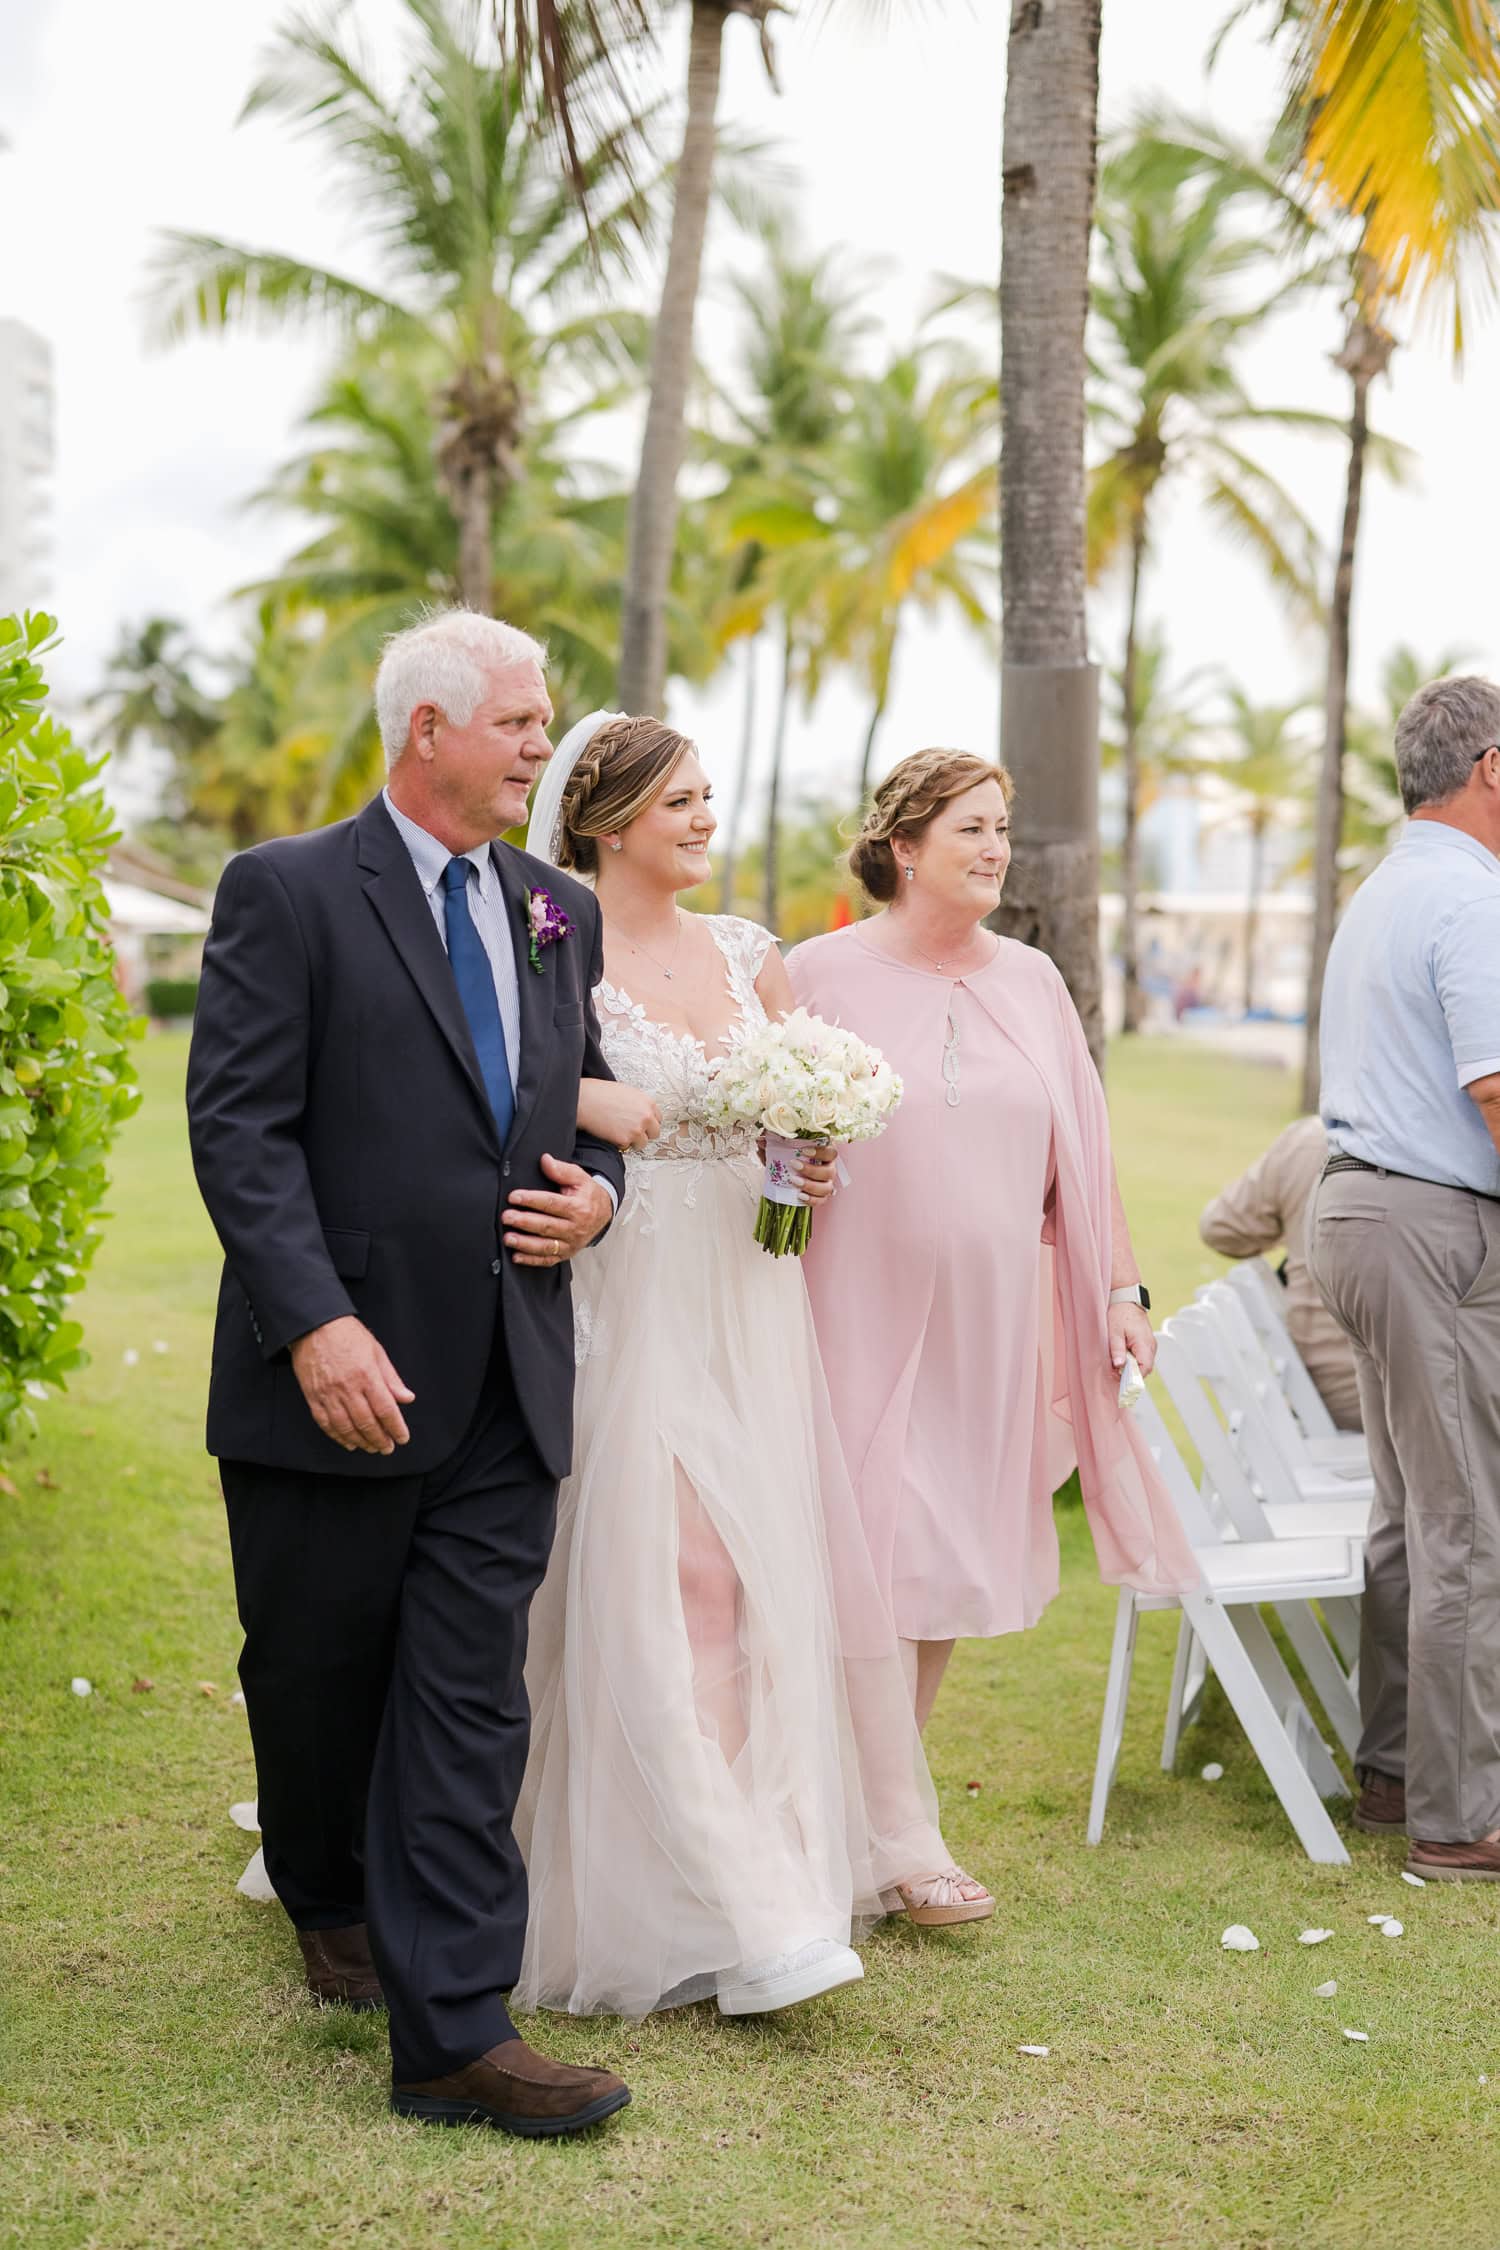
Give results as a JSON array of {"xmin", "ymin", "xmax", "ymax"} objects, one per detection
[{"xmin": 1297, "ymin": 0, "xmax": 1500, "ymax": 320}]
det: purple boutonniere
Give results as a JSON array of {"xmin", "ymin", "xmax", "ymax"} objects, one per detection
[{"xmin": 525, "ymin": 885, "xmax": 573, "ymax": 973}]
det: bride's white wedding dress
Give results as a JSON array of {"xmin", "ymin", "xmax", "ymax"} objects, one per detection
[{"xmin": 513, "ymin": 915, "xmax": 947, "ymax": 2020}]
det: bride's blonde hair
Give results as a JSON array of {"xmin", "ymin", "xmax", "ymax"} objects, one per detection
[{"xmin": 556, "ymin": 715, "xmax": 696, "ymax": 874}]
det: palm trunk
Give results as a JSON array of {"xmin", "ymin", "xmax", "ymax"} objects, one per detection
[
  {"xmin": 1119, "ymin": 519, "xmax": 1147, "ymax": 1036},
  {"xmin": 617, "ymin": 3, "xmax": 725, "ymax": 714},
  {"xmin": 1243, "ymin": 813, "xmax": 1266, "ymax": 1018},
  {"xmin": 763, "ymin": 621, "xmax": 793, "ymax": 931},
  {"xmin": 1300, "ymin": 294, "xmax": 1394, "ymax": 1111},
  {"xmin": 719, "ymin": 632, "xmax": 758, "ymax": 911},
  {"xmin": 455, "ymin": 469, "xmax": 494, "ymax": 612},
  {"xmin": 994, "ymin": 0, "xmax": 1105, "ymax": 1067}
]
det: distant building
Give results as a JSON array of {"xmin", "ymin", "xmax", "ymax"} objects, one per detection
[{"xmin": 0, "ymin": 320, "xmax": 54, "ymax": 621}]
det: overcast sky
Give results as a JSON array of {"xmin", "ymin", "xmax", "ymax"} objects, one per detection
[{"xmin": 6, "ymin": 0, "xmax": 1500, "ymax": 819}]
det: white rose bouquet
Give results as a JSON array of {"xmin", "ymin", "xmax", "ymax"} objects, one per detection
[{"xmin": 704, "ymin": 1007, "xmax": 903, "ymax": 1257}]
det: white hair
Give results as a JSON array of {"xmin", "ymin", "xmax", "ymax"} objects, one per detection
[{"xmin": 374, "ymin": 609, "xmax": 548, "ymax": 766}]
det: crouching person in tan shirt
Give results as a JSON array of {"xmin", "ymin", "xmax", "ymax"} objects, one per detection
[{"xmin": 1199, "ymin": 1116, "xmax": 1362, "ymax": 1432}]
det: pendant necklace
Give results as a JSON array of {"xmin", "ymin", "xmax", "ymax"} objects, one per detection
[{"xmin": 622, "ymin": 909, "xmax": 684, "ymax": 981}]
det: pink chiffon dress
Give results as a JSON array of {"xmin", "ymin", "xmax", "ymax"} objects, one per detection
[{"xmin": 787, "ymin": 925, "xmax": 1198, "ymax": 1642}]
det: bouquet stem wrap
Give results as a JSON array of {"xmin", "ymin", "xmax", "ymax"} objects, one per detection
[{"xmin": 757, "ymin": 1133, "xmax": 819, "ymax": 1258}]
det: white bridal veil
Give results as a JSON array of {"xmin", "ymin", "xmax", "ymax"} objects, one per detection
[{"xmin": 525, "ymin": 709, "xmax": 621, "ymax": 867}]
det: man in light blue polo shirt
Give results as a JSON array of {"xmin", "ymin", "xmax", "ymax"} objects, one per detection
[{"xmin": 1309, "ymin": 675, "xmax": 1500, "ymax": 1880}]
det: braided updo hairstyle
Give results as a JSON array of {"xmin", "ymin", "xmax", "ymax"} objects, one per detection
[
  {"xmin": 849, "ymin": 748, "xmax": 1014, "ymax": 903},
  {"xmin": 555, "ymin": 714, "xmax": 696, "ymax": 874}
]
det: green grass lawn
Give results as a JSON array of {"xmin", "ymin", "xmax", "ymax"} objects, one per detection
[{"xmin": 3, "ymin": 1033, "xmax": 1499, "ymax": 2250}]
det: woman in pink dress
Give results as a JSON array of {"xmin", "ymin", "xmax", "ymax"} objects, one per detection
[{"xmin": 788, "ymin": 750, "xmax": 1197, "ymax": 1735}]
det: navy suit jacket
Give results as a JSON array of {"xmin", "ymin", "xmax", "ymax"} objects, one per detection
[{"xmin": 186, "ymin": 795, "xmax": 624, "ymax": 1482}]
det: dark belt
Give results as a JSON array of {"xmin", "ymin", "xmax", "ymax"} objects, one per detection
[{"xmin": 1323, "ymin": 1153, "xmax": 1500, "ymax": 1204}]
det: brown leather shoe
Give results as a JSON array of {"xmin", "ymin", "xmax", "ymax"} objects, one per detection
[
  {"xmin": 297, "ymin": 1924, "xmax": 385, "ymax": 2012},
  {"xmin": 1353, "ymin": 1768, "xmax": 1406, "ymax": 1836},
  {"xmin": 392, "ymin": 2038, "xmax": 631, "ymax": 2139},
  {"xmin": 1407, "ymin": 1836, "xmax": 1500, "ymax": 1882}
]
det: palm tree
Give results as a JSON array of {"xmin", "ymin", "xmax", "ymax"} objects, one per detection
[
  {"xmin": 806, "ymin": 343, "xmax": 998, "ymax": 811},
  {"xmin": 1089, "ymin": 153, "xmax": 1338, "ymax": 1031},
  {"xmin": 994, "ymin": 0, "xmax": 1106, "ymax": 1060},
  {"xmin": 618, "ymin": 3, "xmax": 786, "ymax": 714},
  {"xmin": 148, "ymin": 0, "xmax": 654, "ymax": 613},
  {"xmin": 1342, "ymin": 639, "xmax": 1472, "ymax": 885},
  {"xmin": 1205, "ymin": 685, "xmax": 1316, "ymax": 1017},
  {"xmin": 88, "ymin": 617, "xmax": 221, "ymax": 813},
  {"xmin": 1130, "ymin": 4, "xmax": 1500, "ymax": 1102},
  {"xmin": 242, "ymin": 330, "xmax": 646, "ymax": 813},
  {"xmin": 704, "ymin": 231, "xmax": 874, "ymax": 924},
  {"xmin": 1100, "ymin": 627, "xmax": 1210, "ymax": 893}
]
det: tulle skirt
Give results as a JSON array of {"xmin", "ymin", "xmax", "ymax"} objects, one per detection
[{"xmin": 513, "ymin": 1151, "xmax": 945, "ymax": 2020}]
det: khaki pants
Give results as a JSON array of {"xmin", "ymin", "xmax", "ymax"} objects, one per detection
[{"xmin": 1308, "ymin": 1166, "xmax": 1500, "ymax": 1843}]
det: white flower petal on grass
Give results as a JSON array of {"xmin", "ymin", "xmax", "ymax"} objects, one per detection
[
  {"xmin": 236, "ymin": 1847, "xmax": 277, "ymax": 1903},
  {"xmin": 24, "ymin": 1380, "xmax": 48, "ymax": 1401},
  {"xmin": 1016, "ymin": 2045, "xmax": 1050, "ymax": 2058},
  {"xmin": 1481, "ymin": 2075, "xmax": 1489, "ymax": 2087},
  {"xmin": 122, "ymin": 1348, "xmax": 139, "ymax": 1367},
  {"xmin": 229, "ymin": 1689, "xmax": 246, "ymax": 1709},
  {"xmin": 70, "ymin": 1676, "xmax": 92, "ymax": 1697},
  {"xmin": 151, "ymin": 1340, "xmax": 169, "ymax": 1355},
  {"xmin": 229, "ymin": 1800, "xmax": 261, "ymax": 1833},
  {"xmin": 1366, "ymin": 1913, "xmax": 1395, "ymax": 1925},
  {"xmin": 1379, "ymin": 1919, "xmax": 1404, "ymax": 1938},
  {"xmin": 1200, "ymin": 1763, "xmax": 1224, "ymax": 1781},
  {"xmin": 1299, "ymin": 1929, "xmax": 1335, "ymax": 1945},
  {"xmin": 1401, "ymin": 1870, "xmax": 1426, "ymax": 1888},
  {"xmin": 1220, "ymin": 1925, "xmax": 1260, "ymax": 1952},
  {"xmin": 1342, "ymin": 2028, "xmax": 1370, "ymax": 2043},
  {"xmin": 1314, "ymin": 1980, "xmax": 1338, "ymax": 1998}
]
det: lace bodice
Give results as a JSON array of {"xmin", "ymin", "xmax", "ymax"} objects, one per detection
[{"xmin": 595, "ymin": 915, "xmax": 774, "ymax": 1170}]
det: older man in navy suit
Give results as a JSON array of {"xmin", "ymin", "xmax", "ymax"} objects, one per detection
[{"xmin": 188, "ymin": 609, "xmax": 629, "ymax": 2137}]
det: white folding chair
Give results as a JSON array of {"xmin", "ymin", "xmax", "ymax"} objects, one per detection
[
  {"xmin": 1224, "ymin": 1258, "xmax": 1349, "ymax": 1448},
  {"xmin": 1197, "ymin": 1280, "xmax": 1371, "ymax": 1491},
  {"xmin": 1152, "ymin": 1321, "xmax": 1365, "ymax": 1753},
  {"xmin": 1087, "ymin": 1390, "xmax": 1362, "ymax": 1866}
]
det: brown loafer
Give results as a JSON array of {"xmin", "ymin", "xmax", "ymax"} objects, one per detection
[
  {"xmin": 1353, "ymin": 1768, "xmax": 1406, "ymax": 1836},
  {"xmin": 297, "ymin": 1923, "xmax": 385, "ymax": 2012},
  {"xmin": 392, "ymin": 2038, "xmax": 631, "ymax": 2139},
  {"xmin": 1407, "ymin": 1836, "xmax": 1500, "ymax": 1883}
]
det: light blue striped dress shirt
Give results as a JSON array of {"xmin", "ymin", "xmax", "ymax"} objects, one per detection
[{"xmin": 1319, "ymin": 820, "xmax": 1500, "ymax": 1196}]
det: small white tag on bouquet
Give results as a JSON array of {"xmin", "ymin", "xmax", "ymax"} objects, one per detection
[{"xmin": 762, "ymin": 1132, "xmax": 814, "ymax": 1209}]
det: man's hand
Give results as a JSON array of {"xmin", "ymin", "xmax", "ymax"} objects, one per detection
[
  {"xmin": 1109, "ymin": 1301, "xmax": 1157, "ymax": 1378},
  {"xmin": 504, "ymin": 1154, "xmax": 614, "ymax": 1268},
  {"xmin": 290, "ymin": 1316, "xmax": 415, "ymax": 1455},
  {"xmin": 1468, "ymin": 1069, "xmax": 1500, "ymax": 1159}
]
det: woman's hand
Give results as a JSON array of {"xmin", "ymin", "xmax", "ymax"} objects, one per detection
[
  {"xmin": 754, "ymin": 1135, "xmax": 841, "ymax": 1205},
  {"xmin": 795, "ymin": 1142, "xmax": 840, "ymax": 1206},
  {"xmin": 1109, "ymin": 1301, "xmax": 1156, "ymax": 1379},
  {"xmin": 577, "ymin": 1079, "xmax": 662, "ymax": 1151}
]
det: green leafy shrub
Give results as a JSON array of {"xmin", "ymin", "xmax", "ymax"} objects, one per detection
[
  {"xmin": 0, "ymin": 613, "xmax": 140, "ymax": 1436},
  {"xmin": 144, "ymin": 977, "xmax": 199, "ymax": 1020}
]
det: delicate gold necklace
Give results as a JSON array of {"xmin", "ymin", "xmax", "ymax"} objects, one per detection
[
  {"xmin": 618, "ymin": 908, "xmax": 684, "ymax": 982},
  {"xmin": 898, "ymin": 925, "xmax": 991, "ymax": 977}
]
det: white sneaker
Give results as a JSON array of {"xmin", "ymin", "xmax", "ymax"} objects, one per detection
[{"xmin": 716, "ymin": 1938, "xmax": 864, "ymax": 2017}]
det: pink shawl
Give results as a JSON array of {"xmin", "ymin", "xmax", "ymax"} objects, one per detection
[{"xmin": 789, "ymin": 928, "xmax": 1200, "ymax": 1614}]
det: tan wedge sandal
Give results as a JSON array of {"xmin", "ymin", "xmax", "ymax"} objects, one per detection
[{"xmin": 882, "ymin": 1867, "xmax": 995, "ymax": 1927}]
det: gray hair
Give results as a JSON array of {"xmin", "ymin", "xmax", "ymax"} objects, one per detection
[
  {"xmin": 1394, "ymin": 674, "xmax": 1500, "ymax": 814},
  {"xmin": 374, "ymin": 609, "xmax": 548, "ymax": 766}
]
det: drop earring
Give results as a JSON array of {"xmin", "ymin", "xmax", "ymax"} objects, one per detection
[
  {"xmin": 609, "ymin": 840, "xmax": 623, "ymax": 853},
  {"xmin": 904, "ymin": 865, "xmax": 915, "ymax": 883}
]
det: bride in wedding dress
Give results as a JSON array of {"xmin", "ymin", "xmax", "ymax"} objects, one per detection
[{"xmin": 512, "ymin": 712, "xmax": 991, "ymax": 2025}]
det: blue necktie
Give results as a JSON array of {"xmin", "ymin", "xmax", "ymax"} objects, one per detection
[{"xmin": 441, "ymin": 856, "xmax": 514, "ymax": 1147}]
